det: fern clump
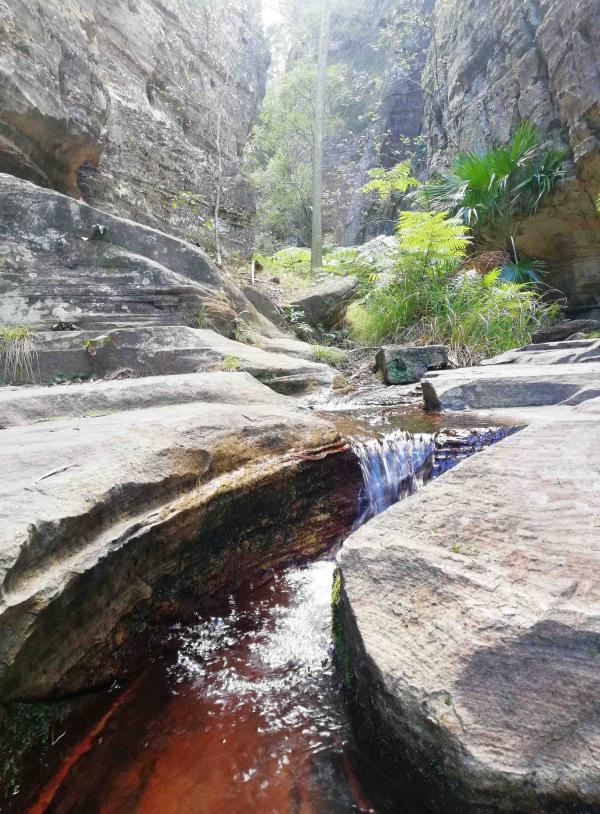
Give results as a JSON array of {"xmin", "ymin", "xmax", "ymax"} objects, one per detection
[
  {"xmin": 397, "ymin": 210, "xmax": 471, "ymax": 257},
  {"xmin": 347, "ymin": 211, "xmax": 559, "ymax": 364}
]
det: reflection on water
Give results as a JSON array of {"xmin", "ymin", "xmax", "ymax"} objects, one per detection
[
  {"xmin": 30, "ymin": 563, "xmax": 374, "ymax": 814},
  {"xmin": 22, "ymin": 407, "xmax": 514, "ymax": 814}
]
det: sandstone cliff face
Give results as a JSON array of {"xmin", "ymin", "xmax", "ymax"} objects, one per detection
[
  {"xmin": 328, "ymin": 0, "xmax": 434, "ymax": 245},
  {"xmin": 0, "ymin": 0, "xmax": 268, "ymax": 252},
  {"xmin": 423, "ymin": 0, "xmax": 600, "ymax": 314}
]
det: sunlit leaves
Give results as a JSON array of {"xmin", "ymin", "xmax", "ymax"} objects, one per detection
[
  {"xmin": 362, "ymin": 161, "xmax": 418, "ymax": 200},
  {"xmin": 397, "ymin": 211, "xmax": 471, "ymax": 258},
  {"xmin": 422, "ymin": 122, "xmax": 567, "ymax": 239}
]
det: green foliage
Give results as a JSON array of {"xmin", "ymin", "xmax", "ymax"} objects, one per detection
[
  {"xmin": 0, "ymin": 325, "xmax": 39, "ymax": 384},
  {"xmin": 256, "ymin": 247, "xmax": 313, "ymax": 278},
  {"xmin": 498, "ymin": 258, "xmax": 545, "ymax": 284},
  {"xmin": 282, "ymin": 305, "xmax": 316, "ymax": 342},
  {"xmin": 347, "ymin": 211, "xmax": 559, "ymax": 364},
  {"xmin": 362, "ymin": 161, "xmax": 418, "ymax": 201},
  {"xmin": 311, "ymin": 345, "xmax": 344, "ymax": 368},
  {"xmin": 422, "ymin": 122, "xmax": 567, "ymax": 262},
  {"xmin": 397, "ymin": 210, "xmax": 471, "ymax": 257},
  {"xmin": 0, "ymin": 701, "xmax": 69, "ymax": 800},
  {"xmin": 220, "ymin": 355, "xmax": 242, "ymax": 372},
  {"xmin": 331, "ymin": 569, "xmax": 352, "ymax": 689},
  {"xmin": 247, "ymin": 57, "xmax": 381, "ymax": 250},
  {"xmin": 596, "ymin": 193, "xmax": 600, "ymax": 214}
]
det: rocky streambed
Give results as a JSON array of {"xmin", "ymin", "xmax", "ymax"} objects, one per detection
[
  {"xmin": 1, "ymin": 341, "xmax": 600, "ymax": 813},
  {"xmin": 0, "ymin": 382, "xmax": 516, "ymax": 813}
]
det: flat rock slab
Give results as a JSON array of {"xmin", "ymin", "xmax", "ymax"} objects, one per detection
[
  {"xmin": 376, "ymin": 344, "xmax": 448, "ymax": 385},
  {"xmin": 338, "ymin": 401, "xmax": 600, "ymax": 812},
  {"xmin": 484, "ymin": 339, "xmax": 600, "ymax": 366},
  {"xmin": 0, "ymin": 372, "xmax": 360, "ymax": 701},
  {"xmin": 421, "ymin": 362, "xmax": 600, "ymax": 411},
  {"xmin": 28, "ymin": 326, "xmax": 343, "ymax": 395},
  {"xmin": 0, "ymin": 371, "xmax": 286, "ymax": 428},
  {"xmin": 532, "ymin": 319, "xmax": 600, "ymax": 343}
]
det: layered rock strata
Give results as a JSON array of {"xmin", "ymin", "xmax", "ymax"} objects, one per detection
[
  {"xmin": 0, "ymin": 372, "xmax": 361, "ymax": 702},
  {"xmin": 0, "ymin": 175, "xmax": 273, "ymax": 336},
  {"xmin": 0, "ymin": 0, "xmax": 268, "ymax": 250}
]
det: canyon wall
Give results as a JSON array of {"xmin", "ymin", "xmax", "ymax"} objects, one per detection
[
  {"xmin": 0, "ymin": 0, "xmax": 268, "ymax": 253},
  {"xmin": 423, "ymin": 0, "xmax": 600, "ymax": 314}
]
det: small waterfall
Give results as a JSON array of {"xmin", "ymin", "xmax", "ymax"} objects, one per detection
[{"xmin": 349, "ymin": 429, "xmax": 436, "ymax": 526}]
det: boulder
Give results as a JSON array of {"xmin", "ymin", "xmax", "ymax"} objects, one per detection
[
  {"xmin": 242, "ymin": 285, "xmax": 286, "ymax": 328},
  {"xmin": 376, "ymin": 344, "xmax": 448, "ymax": 385},
  {"xmin": 337, "ymin": 399, "xmax": 600, "ymax": 812},
  {"xmin": 290, "ymin": 275, "xmax": 359, "ymax": 330},
  {"xmin": 484, "ymin": 339, "xmax": 600, "ymax": 366},
  {"xmin": 0, "ymin": 373, "xmax": 362, "ymax": 702},
  {"xmin": 0, "ymin": 0, "xmax": 268, "ymax": 250},
  {"xmin": 27, "ymin": 326, "xmax": 345, "ymax": 395},
  {"xmin": 532, "ymin": 320, "xmax": 600, "ymax": 344},
  {"xmin": 0, "ymin": 175, "xmax": 276, "ymax": 337},
  {"xmin": 422, "ymin": 363, "xmax": 600, "ymax": 412}
]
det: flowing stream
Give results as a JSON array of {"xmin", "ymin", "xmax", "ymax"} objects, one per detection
[{"xmin": 17, "ymin": 407, "xmax": 515, "ymax": 814}]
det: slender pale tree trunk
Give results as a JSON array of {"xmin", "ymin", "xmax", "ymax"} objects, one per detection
[
  {"xmin": 311, "ymin": 0, "xmax": 330, "ymax": 271},
  {"xmin": 214, "ymin": 100, "xmax": 224, "ymax": 268}
]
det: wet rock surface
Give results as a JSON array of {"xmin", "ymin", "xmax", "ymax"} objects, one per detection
[
  {"xmin": 0, "ymin": 372, "xmax": 361, "ymax": 703},
  {"xmin": 338, "ymin": 398, "xmax": 600, "ymax": 812}
]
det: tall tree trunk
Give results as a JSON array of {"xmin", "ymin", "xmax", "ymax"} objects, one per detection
[
  {"xmin": 311, "ymin": 0, "xmax": 330, "ymax": 271},
  {"xmin": 213, "ymin": 87, "xmax": 224, "ymax": 268}
]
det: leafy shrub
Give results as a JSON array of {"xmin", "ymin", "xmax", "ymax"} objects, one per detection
[
  {"xmin": 421, "ymin": 122, "xmax": 567, "ymax": 278},
  {"xmin": 347, "ymin": 211, "xmax": 559, "ymax": 364}
]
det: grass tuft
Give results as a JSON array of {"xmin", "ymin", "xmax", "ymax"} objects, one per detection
[
  {"xmin": 220, "ymin": 355, "xmax": 242, "ymax": 372},
  {"xmin": 0, "ymin": 326, "xmax": 40, "ymax": 384},
  {"xmin": 311, "ymin": 345, "xmax": 345, "ymax": 368}
]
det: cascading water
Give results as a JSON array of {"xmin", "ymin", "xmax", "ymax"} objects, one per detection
[
  {"xmin": 19, "ymin": 410, "xmax": 512, "ymax": 814},
  {"xmin": 349, "ymin": 429, "xmax": 436, "ymax": 525}
]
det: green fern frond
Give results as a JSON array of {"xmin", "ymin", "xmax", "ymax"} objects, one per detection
[
  {"xmin": 482, "ymin": 268, "xmax": 502, "ymax": 287},
  {"xmin": 397, "ymin": 211, "xmax": 471, "ymax": 258},
  {"xmin": 362, "ymin": 161, "xmax": 418, "ymax": 200}
]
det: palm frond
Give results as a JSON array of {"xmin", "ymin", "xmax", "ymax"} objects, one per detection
[{"xmin": 499, "ymin": 258, "xmax": 544, "ymax": 284}]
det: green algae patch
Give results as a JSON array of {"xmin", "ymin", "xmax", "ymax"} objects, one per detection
[{"xmin": 331, "ymin": 568, "xmax": 352, "ymax": 689}]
